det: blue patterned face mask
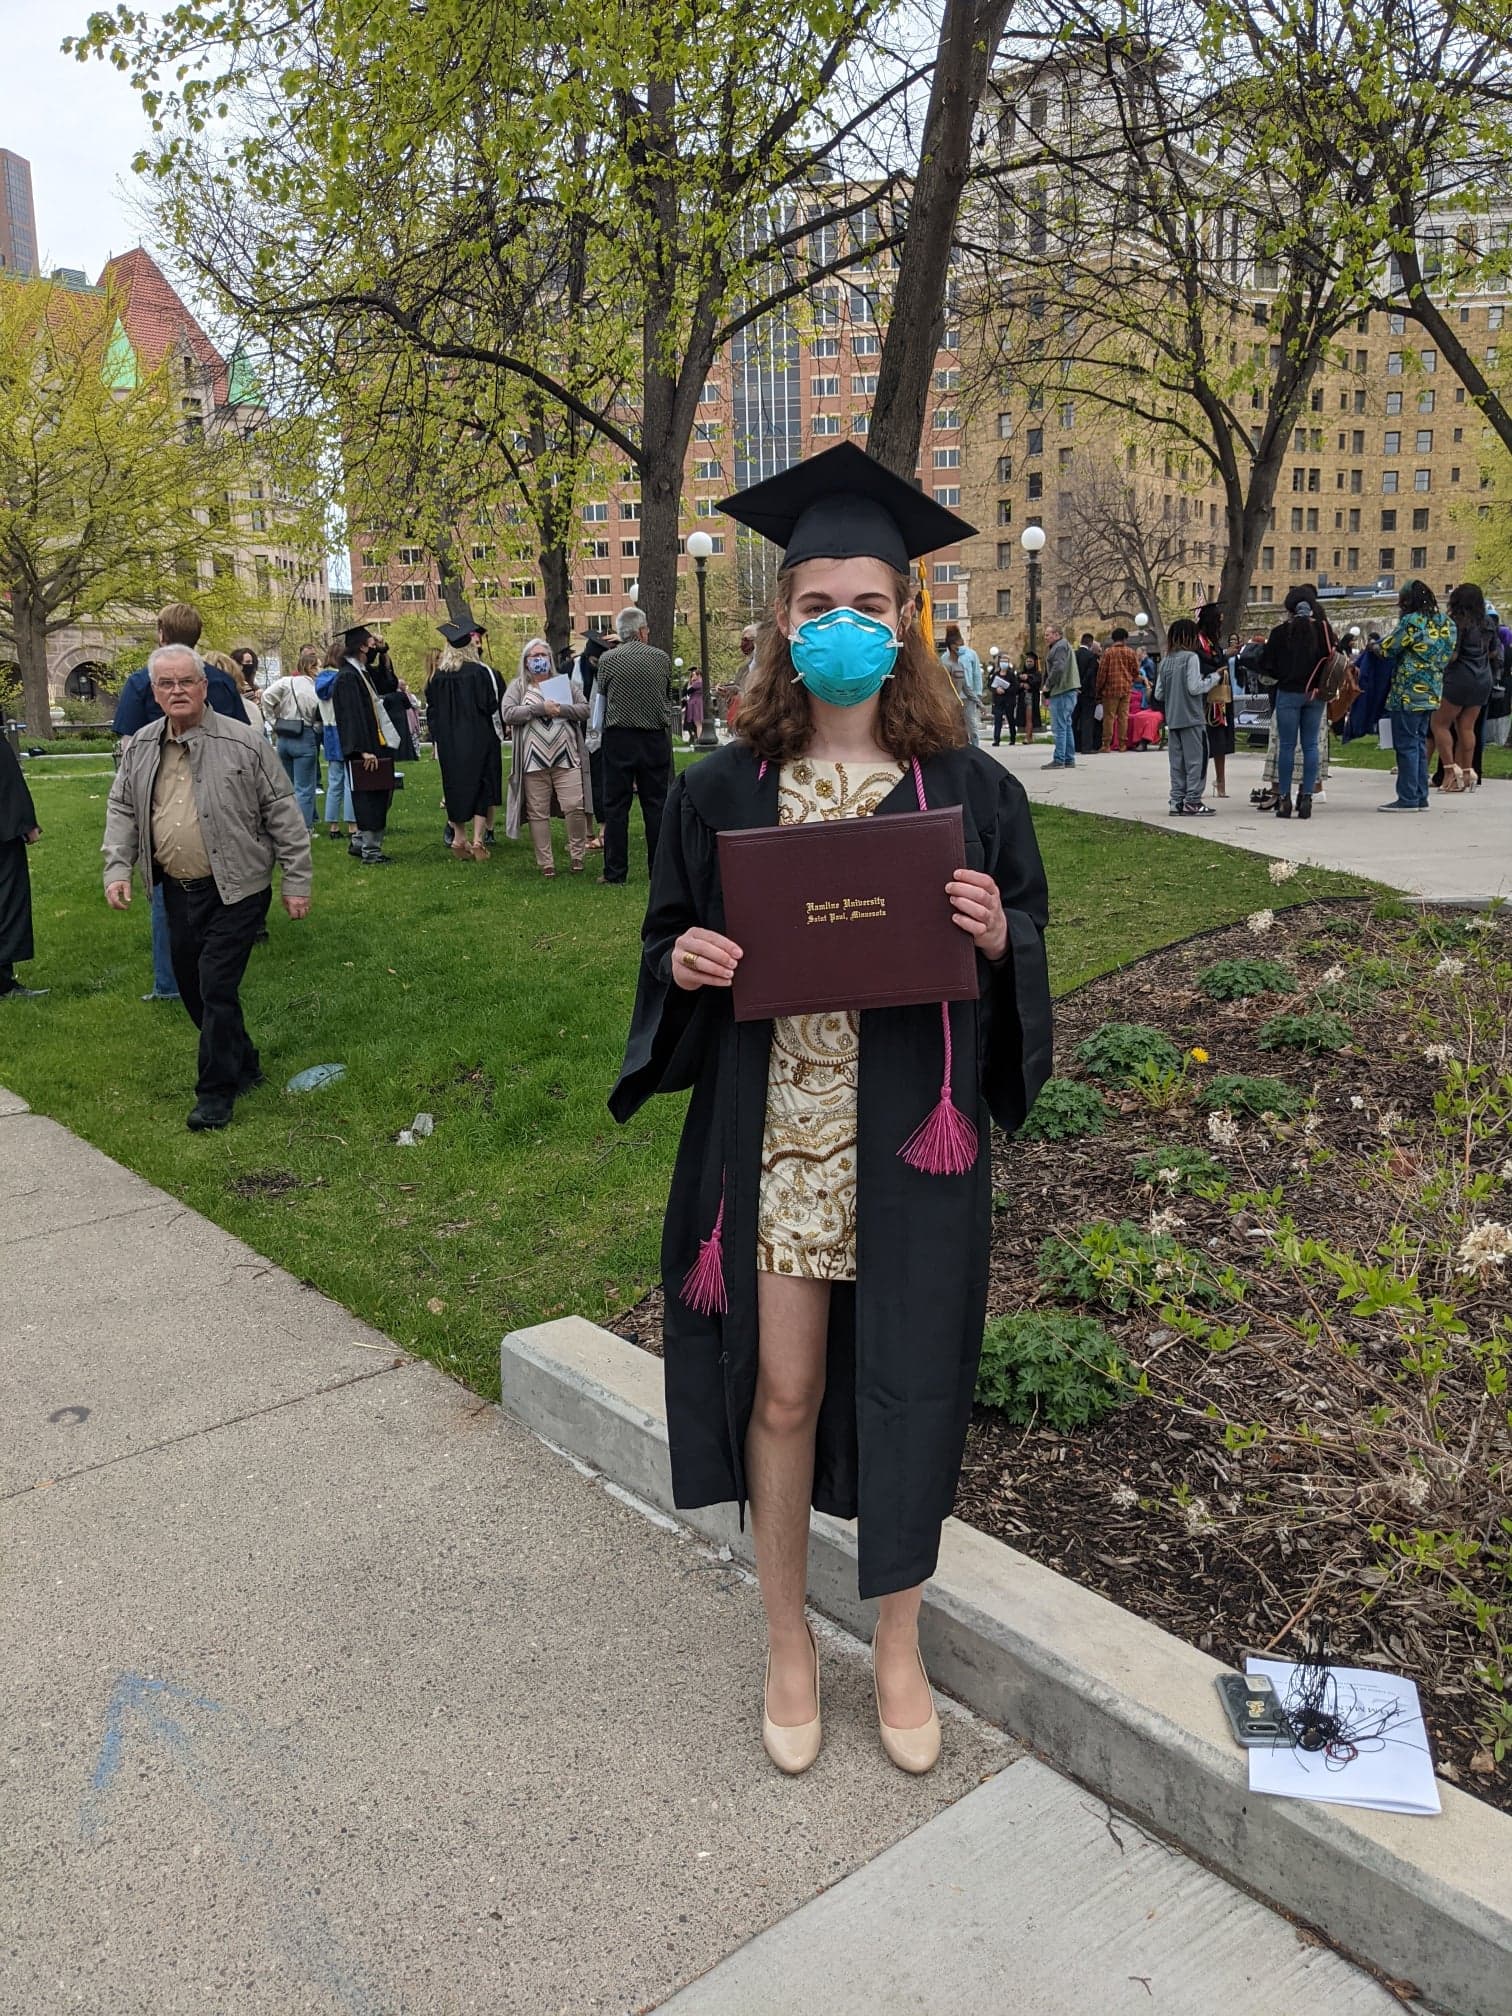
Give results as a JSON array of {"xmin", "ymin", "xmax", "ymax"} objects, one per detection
[{"xmin": 789, "ymin": 607, "xmax": 901, "ymax": 707}]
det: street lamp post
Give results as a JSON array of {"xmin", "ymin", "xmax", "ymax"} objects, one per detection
[
  {"xmin": 686, "ymin": 530, "xmax": 719, "ymax": 751},
  {"xmin": 1135, "ymin": 610, "xmax": 1150, "ymax": 654},
  {"xmin": 1020, "ymin": 524, "xmax": 1047, "ymax": 668}
]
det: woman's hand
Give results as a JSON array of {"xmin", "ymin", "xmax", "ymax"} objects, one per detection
[
  {"xmin": 947, "ymin": 870, "xmax": 1008, "ymax": 963},
  {"xmin": 671, "ymin": 927, "xmax": 743, "ymax": 991}
]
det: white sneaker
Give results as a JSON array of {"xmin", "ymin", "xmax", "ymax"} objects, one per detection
[{"xmin": 1311, "ymin": 788, "xmax": 1326, "ymax": 802}]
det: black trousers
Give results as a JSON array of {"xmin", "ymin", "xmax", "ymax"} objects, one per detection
[
  {"xmin": 601, "ymin": 727, "xmax": 672, "ymax": 884},
  {"xmin": 1076, "ymin": 686, "xmax": 1101, "ymax": 753},
  {"xmin": 350, "ymin": 786, "xmax": 390, "ymax": 834},
  {"xmin": 991, "ymin": 697, "xmax": 1016, "ymax": 745},
  {"xmin": 160, "ymin": 875, "xmax": 271, "ymax": 1101}
]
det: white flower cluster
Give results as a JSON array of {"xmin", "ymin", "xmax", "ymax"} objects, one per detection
[
  {"xmin": 1181, "ymin": 1496, "xmax": 1212, "ymax": 1534},
  {"xmin": 1323, "ymin": 963, "xmax": 1346, "ymax": 985},
  {"xmin": 1110, "ymin": 1482, "xmax": 1139, "ymax": 1511},
  {"xmin": 1422, "ymin": 1043, "xmax": 1456, "ymax": 1065},
  {"xmin": 1207, "ymin": 1109, "xmax": 1240, "ymax": 1147},
  {"xmin": 1435, "ymin": 955, "xmax": 1466, "ymax": 979},
  {"xmin": 1376, "ymin": 1108, "xmax": 1402, "ymax": 1137},
  {"xmin": 1457, "ymin": 1222, "xmax": 1512, "ymax": 1274},
  {"xmin": 1149, "ymin": 1207, "xmax": 1187, "ymax": 1237},
  {"xmin": 1156, "ymin": 1165, "xmax": 1183, "ymax": 1190},
  {"xmin": 1268, "ymin": 859, "xmax": 1299, "ymax": 885},
  {"xmin": 1246, "ymin": 909, "xmax": 1276, "ymax": 935},
  {"xmin": 1501, "ymin": 1158, "xmax": 1512, "ymax": 1185},
  {"xmin": 1349, "ymin": 1094, "xmax": 1366, "ymax": 1110}
]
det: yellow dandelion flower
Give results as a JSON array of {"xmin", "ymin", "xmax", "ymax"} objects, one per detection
[{"xmin": 1189, "ymin": 1047, "xmax": 1210, "ymax": 1064}]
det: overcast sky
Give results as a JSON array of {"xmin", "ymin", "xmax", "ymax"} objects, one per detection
[{"xmin": 2, "ymin": 2, "xmax": 155, "ymax": 280}]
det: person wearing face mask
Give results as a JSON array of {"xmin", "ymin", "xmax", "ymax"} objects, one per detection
[
  {"xmin": 332, "ymin": 625, "xmax": 400, "ymax": 864},
  {"xmin": 610, "ymin": 442, "xmax": 1051, "ymax": 1781},
  {"xmin": 428, "ymin": 623, "xmax": 506, "ymax": 861},
  {"xmin": 500, "ymin": 636, "xmax": 593, "ymax": 876}
]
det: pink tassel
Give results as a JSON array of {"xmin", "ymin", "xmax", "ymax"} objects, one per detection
[
  {"xmin": 899, "ymin": 1004, "xmax": 979, "ymax": 1176},
  {"xmin": 681, "ymin": 1189, "xmax": 728, "ymax": 1315}
]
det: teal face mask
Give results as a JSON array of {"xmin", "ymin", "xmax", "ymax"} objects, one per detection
[{"xmin": 789, "ymin": 607, "xmax": 901, "ymax": 707}]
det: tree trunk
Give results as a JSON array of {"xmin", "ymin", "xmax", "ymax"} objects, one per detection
[
  {"xmin": 539, "ymin": 540, "xmax": 571, "ymax": 657},
  {"xmin": 12, "ymin": 589, "xmax": 53, "ymax": 739},
  {"xmin": 868, "ymin": 0, "xmax": 1011, "ymax": 477},
  {"xmin": 431, "ymin": 532, "xmax": 473, "ymax": 628}
]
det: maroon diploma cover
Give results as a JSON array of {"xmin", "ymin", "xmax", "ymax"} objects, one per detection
[{"xmin": 717, "ymin": 807, "xmax": 980, "ymax": 1023}]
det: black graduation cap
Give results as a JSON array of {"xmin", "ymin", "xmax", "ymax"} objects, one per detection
[
  {"xmin": 719, "ymin": 442, "xmax": 976, "ymax": 574},
  {"xmin": 342, "ymin": 622, "xmax": 372, "ymax": 652},
  {"xmin": 438, "ymin": 617, "xmax": 484, "ymax": 646}
]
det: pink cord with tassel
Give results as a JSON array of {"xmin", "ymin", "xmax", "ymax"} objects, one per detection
[
  {"xmin": 897, "ymin": 756, "xmax": 978, "ymax": 1176},
  {"xmin": 681, "ymin": 1184, "xmax": 729, "ymax": 1315}
]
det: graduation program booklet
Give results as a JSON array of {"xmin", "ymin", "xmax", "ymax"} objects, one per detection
[{"xmin": 717, "ymin": 806, "xmax": 979, "ymax": 1023}]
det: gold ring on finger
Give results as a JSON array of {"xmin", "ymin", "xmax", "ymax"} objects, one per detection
[{"xmin": 683, "ymin": 950, "xmax": 699, "ymax": 968}]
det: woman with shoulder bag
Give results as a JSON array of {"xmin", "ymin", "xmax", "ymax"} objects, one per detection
[
  {"xmin": 259, "ymin": 645, "xmax": 324, "ymax": 827},
  {"xmin": 1432, "ymin": 583, "xmax": 1499, "ymax": 791},
  {"xmin": 1259, "ymin": 585, "xmax": 1333, "ymax": 819},
  {"xmin": 1196, "ymin": 604, "xmax": 1234, "ymax": 798}
]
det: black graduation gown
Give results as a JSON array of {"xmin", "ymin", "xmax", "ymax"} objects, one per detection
[
  {"xmin": 0, "ymin": 739, "xmax": 38, "ymax": 970},
  {"xmin": 609, "ymin": 741, "xmax": 1052, "ymax": 1599},
  {"xmin": 425, "ymin": 664, "xmax": 503, "ymax": 820}
]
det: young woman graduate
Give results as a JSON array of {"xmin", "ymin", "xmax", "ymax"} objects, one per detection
[{"xmin": 610, "ymin": 443, "xmax": 1052, "ymax": 1777}]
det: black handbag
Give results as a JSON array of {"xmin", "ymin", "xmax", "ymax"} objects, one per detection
[{"xmin": 273, "ymin": 715, "xmax": 310, "ymax": 741}]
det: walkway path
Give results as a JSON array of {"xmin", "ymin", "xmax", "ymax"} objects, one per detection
[
  {"xmin": 988, "ymin": 741, "xmax": 1509, "ymax": 900},
  {"xmin": 2, "ymin": 1087, "xmax": 1412, "ymax": 2014}
]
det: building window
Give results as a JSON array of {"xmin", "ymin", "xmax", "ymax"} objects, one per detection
[
  {"xmin": 582, "ymin": 502, "xmax": 608, "ymax": 521},
  {"xmin": 1490, "ymin": 305, "xmax": 1505, "ymax": 330},
  {"xmin": 694, "ymin": 496, "xmax": 719, "ymax": 515},
  {"xmin": 853, "ymin": 333, "xmax": 881, "ymax": 356},
  {"xmin": 1413, "ymin": 469, "xmax": 1431, "ymax": 491},
  {"xmin": 812, "ymin": 414, "xmax": 841, "ymax": 436},
  {"xmin": 933, "ymin": 447, "xmax": 960, "ymax": 468},
  {"xmin": 584, "ymin": 577, "xmax": 611, "ymax": 598},
  {"xmin": 997, "ymin": 412, "xmax": 1013, "ymax": 439},
  {"xmin": 1348, "ymin": 508, "xmax": 1360, "ymax": 532},
  {"xmin": 620, "ymin": 500, "xmax": 641, "ymax": 519},
  {"xmin": 1381, "ymin": 509, "xmax": 1397, "ymax": 530},
  {"xmin": 694, "ymin": 421, "xmax": 722, "ymax": 442},
  {"xmin": 621, "ymin": 539, "xmax": 640, "ymax": 558},
  {"xmin": 1415, "ymin": 430, "xmax": 1433, "ymax": 453},
  {"xmin": 934, "ymin": 368, "xmax": 960, "ymax": 391},
  {"xmin": 1058, "ymin": 447, "xmax": 1073, "ymax": 471},
  {"xmin": 1026, "ymin": 473, "xmax": 1042, "ymax": 500},
  {"xmin": 1380, "ymin": 547, "xmax": 1396, "ymax": 569},
  {"xmin": 399, "ymin": 583, "xmax": 430, "ymax": 603},
  {"xmin": 997, "ymin": 500, "xmax": 1013, "ymax": 526},
  {"xmin": 1347, "ymin": 547, "xmax": 1359, "ymax": 571},
  {"xmin": 812, "ymin": 337, "xmax": 840, "ymax": 359},
  {"xmin": 996, "ymin": 589, "xmax": 1014, "ymax": 616},
  {"xmin": 694, "ymin": 460, "xmax": 722, "ymax": 481},
  {"xmin": 589, "ymin": 541, "xmax": 611, "ymax": 560},
  {"xmin": 933, "ymin": 486, "xmax": 961, "ymax": 506},
  {"xmin": 1387, "ymin": 352, "xmax": 1403, "ymax": 375},
  {"xmin": 996, "ymin": 455, "xmax": 1013, "ymax": 482},
  {"xmin": 1059, "ymin": 402, "xmax": 1075, "ymax": 428},
  {"xmin": 1410, "ymin": 546, "xmax": 1427, "ymax": 568},
  {"xmin": 1351, "ymin": 430, "xmax": 1364, "ymax": 454},
  {"xmin": 397, "ymin": 544, "xmax": 424, "ymax": 564},
  {"xmin": 997, "ymin": 541, "xmax": 1015, "ymax": 568},
  {"xmin": 362, "ymin": 584, "xmax": 390, "ymax": 605},
  {"xmin": 1382, "ymin": 471, "xmax": 1399, "ymax": 493},
  {"xmin": 1290, "ymin": 506, "xmax": 1304, "ymax": 531},
  {"xmin": 1353, "ymin": 388, "xmax": 1367, "ymax": 413},
  {"xmin": 1420, "ymin": 349, "xmax": 1437, "ymax": 372},
  {"xmin": 934, "ymin": 407, "xmax": 960, "ymax": 429},
  {"xmin": 1384, "ymin": 431, "xmax": 1400, "ymax": 454},
  {"xmin": 1389, "ymin": 312, "xmax": 1405, "ymax": 333},
  {"xmin": 1262, "ymin": 545, "xmax": 1275, "ymax": 570},
  {"xmin": 1350, "ymin": 468, "xmax": 1363, "ymax": 493},
  {"xmin": 852, "ymin": 373, "xmax": 878, "ymax": 395},
  {"xmin": 1027, "ymin": 428, "xmax": 1043, "ymax": 455},
  {"xmin": 811, "ymin": 376, "xmax": 839, "ymax": 398},
  {"xmin": 1418, "ymin": 390, "xmax": 1435, "ymax": 412},
  {"xmin": 622, "ymin": 576, "xmax": 638, "ymax": 595},
  {"xmin": 700, "ymin": 381, "xmax": 721, "ymax": 402},
  {"xmin": 851, "ymin": 413, "xmax": 869, "ymax": 434},
  {"xmin": 510, "ymin": 580, "xmax": 535, "ymax": 598}
]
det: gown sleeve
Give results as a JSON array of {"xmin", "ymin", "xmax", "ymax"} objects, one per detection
[
  {"xmin": 608, "ymin": 776, "xmax": 722, "ymax": 1123},
  {"xmin": 978, "ymin": 769, "xmax": 1052, "ymax": 1135}
]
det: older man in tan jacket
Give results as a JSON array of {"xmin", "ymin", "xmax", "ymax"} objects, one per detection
[{"xmin": 103, "ymin": 644, "xmax": 312, "ymax": 1131}]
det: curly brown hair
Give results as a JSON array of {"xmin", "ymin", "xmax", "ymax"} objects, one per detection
[{"xmin": 736, "ymin": 569, "xmax": 967, "ymax": 764}]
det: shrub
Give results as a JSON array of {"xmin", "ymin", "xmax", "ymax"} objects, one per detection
[
  {"xmin": 1132, "ymin": 1144, "xmax": 1228, "ymax": 1194},
  {"xmin": 1037, "ymin": 1219, "xmax": 1225, "ymax": 1312},
  {"xmin": 1075, "ymin": 1021, "xmax": 1183, "ymax": 1085},
  {"xmin": 1197, "ymin": 958, "xmax": 1296, "ymax": 1001},
  {"xmin": 975, "ymin": 1312, "xmax": 1127, "ymax": 1430},
  {"xmin": 1197, "ymin": 1073, "xmax": 1304, "ymax": 1117},
  {"xmin": 1257, "ymin": 1010, "xmax": 1351, "ymax": 1054},
  {"xmin": 1371, "ymin": 895, "xmax": 1412, "ymax": 922},
  {"xmin": 1017, "ymin": 1078, "xmax": 1108, "ymax": 1141}
]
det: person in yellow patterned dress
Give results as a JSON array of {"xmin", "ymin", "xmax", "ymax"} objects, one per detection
[{"xmin": 613, "ymin": 445, "xmax": 1052, "ymax": 1780}]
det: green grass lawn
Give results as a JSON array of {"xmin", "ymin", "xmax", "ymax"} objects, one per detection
[{"xmin": 2, "ymin": 754, "xmax": 1378, "ymax": 1398}]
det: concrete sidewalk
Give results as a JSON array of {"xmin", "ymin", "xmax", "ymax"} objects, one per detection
[
  {"xmin": 989, "ymin": 740, "xmax": 1509, "ymax": 899},
  {"xmin": 1, "ymin": 1090, "xmax": 1409, "ymax": 2014}
]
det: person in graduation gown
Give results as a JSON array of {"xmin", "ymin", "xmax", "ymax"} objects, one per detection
[
  {"xmin": 434, "ymin": 618, "xmax": 506, "ymax": 855},
  {"xmin": 0, "ymin": 738, "xmax": 46, "ymax": 1000},
  {"xmin": 332, "ymin": 625, "xmax": 401, "ymax": 865},
  {"xmin": 610, "ymin": 443, "xmax": 1052, "ymax": 1779},
  {"xmin": 428, "ymin": 625, "xmax": 506, "ymax": 860}
]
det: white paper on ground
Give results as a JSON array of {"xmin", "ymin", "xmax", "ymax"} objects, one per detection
[
  {"xmin": 537, "ymin": 674, "xmax": 574, "ymax": 708},
  {"xmin": 1245, "ymin": 1656, "xmax": 1441, "ymax": 1815}
]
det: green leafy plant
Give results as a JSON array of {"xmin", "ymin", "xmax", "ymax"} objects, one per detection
[
  {"xmin": 1197, "ymin": 957, "xmax": 1296, "ymax": 1001},
  {"xmin": 1017, "ymin": 1078, "xmax": 1109, "ymax": 1141},
  {"xmin": 1371, "ymin": 895, "xmax": 1412, "ymax": 922},
  {"xmin": 1128, "ymin": 1057, "xmax": 1188, "ymax": 1110},
  {"xmin": 1133, "ymin": 1145, "xmax": 1228, "ymax": 1194},
  {"xmin": 1075, "ymin": 1021, "xmax": 1183, "ymax": 1085},
  {"xmin": 975, "ymin": 1312, "xmax": 1127, "ymax": 1430},
  {"xmin": 1257, "ymin": 1010, "xmax": 1351, "ymax": 1054},
  {"xmin": 1037, "ymin": 1219, "xmax": 1226, "ymax": 1312},
  {"xmin": 1197, "ymin": 1073, "xmax": 1305, "ymax": 1117}
]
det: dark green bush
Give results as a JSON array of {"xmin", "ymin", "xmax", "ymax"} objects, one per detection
[
  {"xmin": 1197, "ymin": 958, "xmax": 1296, "ymax": 1001},
  {"xmin": 975, "ymin": 1312, "xmax": 1127, "ymax": 1430},
  {"xmin": 1017, "ymin": 1078, "xmax": 1109, "ymax": 1141},
  {"xmin": 1132, "ymin": 1144, "xmax": 1228, "ymax": 1193},
  {"xmin": 1257, "ymin": 1010, "xmax": 1351, "ymax": 1054},
  {"xmin": 1196, "ymin": 1073, "xmax": 1304, "ymax": 1117},
  {"xmin": 1075, "ymin": 1022, "xmax": 1183, "ymax": 1085},
  {"xmin": 1037, "ymin": 1219, "xmax": 1225, "ymax": 1312}
]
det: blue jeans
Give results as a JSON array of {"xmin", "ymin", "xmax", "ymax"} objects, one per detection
[
  {"xmin": 1049, "ymin": 689, "xmax": 1078, "ymax": 764},
  {"xmin": 150, "ymin": 883, "xmax": 180, "ymax": 998},
  {"xmin": 275, "ymin": 724, "xmax": 320, "ymax": 826},
  {"xmin": 1389, "ymin": 707, "xmax": 1431, "ymax": 807},
  {"xmin": 323, "ymin": 757, "xmax": 353, "ymax": 826},
  {"xmin": 1274, "ymin": 690, "xmax": 1325, "ymax": 797}
]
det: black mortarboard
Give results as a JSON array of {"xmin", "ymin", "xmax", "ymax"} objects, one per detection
[
  {"xmin": 718, "ymin": 442, "xmax": 976, "ymax": 573},
  {"xmin": 343, "ymin": 622, "xmax": 372, "ymax": 651},
  {"xmin": 438, "ymin": 617, "xmax": 484, "ymax": 646}
]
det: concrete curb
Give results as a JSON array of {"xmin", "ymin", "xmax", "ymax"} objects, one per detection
[{"xmin": 501, "ymin": 1315, "xmax": 1512, "ymax": 2016}]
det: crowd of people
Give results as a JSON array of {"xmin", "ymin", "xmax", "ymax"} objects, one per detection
[{"xmin": 943, "ymin": 582, "xmax": 1509, "ymax": 820}]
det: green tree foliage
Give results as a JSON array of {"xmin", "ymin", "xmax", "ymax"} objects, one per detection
[{"xmin": 0, "ymin": 276, "xmax": 287, "ymax": 736}]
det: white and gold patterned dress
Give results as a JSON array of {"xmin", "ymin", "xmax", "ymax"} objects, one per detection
[{"xmin": 757, "ymin": 757, "xmax": 905, "ymax": 1280}]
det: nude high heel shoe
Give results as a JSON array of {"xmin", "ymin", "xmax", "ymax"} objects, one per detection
[
  {"xmin": 873, "ymin": 1631, "xmax": 941, "ymax": 1775},
  {"xmin": 762, "ymin": 1625, "xmax": 821, "ymax": 1775}
]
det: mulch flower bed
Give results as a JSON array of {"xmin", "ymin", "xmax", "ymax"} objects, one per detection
[{"xmin": 611, "ymin": 897, "xmax": 1512, "ymax": 1812}]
